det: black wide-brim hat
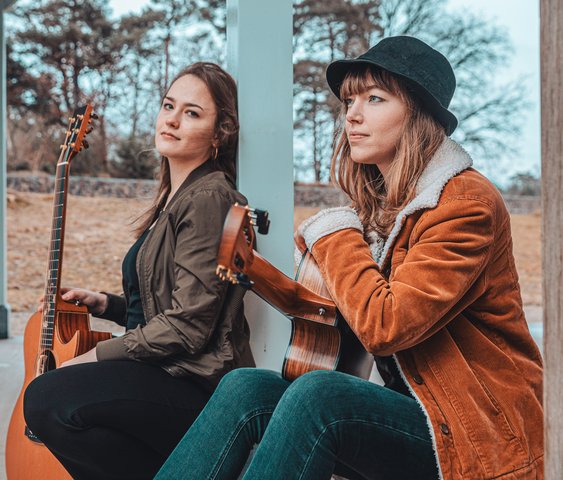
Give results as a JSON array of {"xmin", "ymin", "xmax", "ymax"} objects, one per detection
[{"xmin": 326, "ymin": 35, "xmax": 458, "ymax": 135}]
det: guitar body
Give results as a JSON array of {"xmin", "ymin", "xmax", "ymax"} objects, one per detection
[
  {"xmin": 217, "ymin": 205, "xmax": 374, "ymax": 382},
  {"xmin": 5, "ymin": 105, "xmax": 111, "ymax": 479},
  {"xmin": 282, "ymin": 250, "xmax": 374, "ymax": 381},
  {"xmin": 6, "ymin": 306, "xmax": 111, "ymax": 480},
  {"xmin": 283, "ymin": 313, "xmax": 374, "ymax": 381}
]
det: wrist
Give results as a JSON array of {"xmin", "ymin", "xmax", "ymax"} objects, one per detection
[
  {"xmin": 94, "ymin": 293, "xmax": 109, "ymax": 316},
  {"xmin": 301, "ymin": 206, "xmax": 363, "ymax": 252}
]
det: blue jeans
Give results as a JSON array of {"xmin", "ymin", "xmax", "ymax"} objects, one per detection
[{"xmin": 155, "ymin": 369, "xmax": 438, "ymax": 480}]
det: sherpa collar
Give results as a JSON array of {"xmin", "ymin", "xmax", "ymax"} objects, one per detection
[
  {"xmin": 298, "ymin": 137, "xmax": 473, "ymax": 268},
  {"xmin": 369, "ymin": 137, "xmax": 473, "ymax": 265}
]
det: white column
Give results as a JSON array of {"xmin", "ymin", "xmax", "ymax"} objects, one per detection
[
  {"xmin": 541, "ymin": 0, "xmax": 563, "ymax": 477},
  {"xmin": 226, "ymin": 0, "xmax": 293, "ymax": 370},
  {"xmin": 0, "ymin": 0, "xmax": 16, "ymax": 339}
]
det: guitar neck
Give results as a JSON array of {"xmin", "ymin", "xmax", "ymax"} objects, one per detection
[
  {"xmin": 40, "ymin": 159, "xmax": 70, "ymax": 351},
  {"xmin": 246, "ymin": 251, "xmax": 338, "ymax": 325}
]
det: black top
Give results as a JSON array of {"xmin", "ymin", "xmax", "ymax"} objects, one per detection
[
  {"xmin": 122, "ymin": 228, "xmax": 150, "ymax": 331},
  {"xmin": 375, "ymin": 356, "xmax": 413, "ymax": 398}
]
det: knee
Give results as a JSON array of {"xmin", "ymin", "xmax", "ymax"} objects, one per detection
[
  {"xmin": 282, "ymin": 370, "xmax": 340, "ymax": 409},
  {"xmin": 23, "ymin": 374, "xmax": 57, "ymax": 436},
  {"xmin": 213, "ymin": 368, "xmax": 287, "ymax": 410},
  {"xmin": 23, "ymin": 370, "xmax": 70, "ymax": 439},
  {"xmin": 217, "ymin": 368, "xmax": 279, "ymax": 394}
]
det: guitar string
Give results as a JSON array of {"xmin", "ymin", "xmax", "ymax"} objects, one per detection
[
  {"xmin": 40, "ymin": 114, "xmax": 81, "ymax": 356},
  {"xmin": 41, "ymin": 150, "xmax": 69, "ymax": 353},
  {"xmin": 42, "ymin": 136, "xmax": 73, "ymax": 351}
]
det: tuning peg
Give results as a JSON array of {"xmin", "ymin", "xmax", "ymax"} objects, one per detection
[
  {"xmin": 82, "ymin": 140, "xmax": 90, "ymax": 149},
  {"xmin": 235, "ymin": 273, "xmax": 254, "ymax": 288},
  {"xmin": 253, "ymin": 209, "xmax": 270, "ymax": 235},
  {"xmin": 90, "ymin": 113, "xmax": 99, "ymax": 120},
  {"xmin": 86, "ymin": 126, "xmax": 94, "ymax": 134}
]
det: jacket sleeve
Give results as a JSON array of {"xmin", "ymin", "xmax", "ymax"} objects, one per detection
[
  {"xmin": 96, "ymin": 189, "xmax": 232, "ymax": 362},
  {"xmin": 308, "ymin": 197, "xmax": 496, "ymax": 356},
  {"xmin": 95, "ymin": 292, "xmax": 127, "ymax": 326}
]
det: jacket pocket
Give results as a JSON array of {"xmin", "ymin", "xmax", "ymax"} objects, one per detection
[
  {"xmin": 422, "ymin": 329, "xmax": 528, "ymax": 476},
  {"xmin": 472, "ymin": 370, "xmax": 526, "ymax": 453}
]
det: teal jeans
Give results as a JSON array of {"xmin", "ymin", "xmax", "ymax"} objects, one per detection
[{"xmin": 155, "ymin": 369, "xmax": 438, "ymax": 480}]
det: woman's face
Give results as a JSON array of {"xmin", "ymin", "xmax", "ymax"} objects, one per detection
[
  {"xmin": 344, "ymin": 84, "xmax": 408, "ymax": 175},
  {"xmin": 155, "ymin": 74, "xmax": 218, "ymax": 164}
]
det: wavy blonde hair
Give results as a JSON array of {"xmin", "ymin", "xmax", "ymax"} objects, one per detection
[{"xmin": 331, "ymin": 66, "xmax": 446, "ymax": 237}]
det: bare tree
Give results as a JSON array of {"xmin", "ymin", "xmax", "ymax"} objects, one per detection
[
  {"xmin": 293, "ymin": 0, "xmax": 531, "ymax": 182},
  {"xmin": 8, "ymin": 0, "xmax": 123, "ymax": 173},
  {"xmin": 7, "ymin": 0, "xmax": 232, "ymax": 178}
]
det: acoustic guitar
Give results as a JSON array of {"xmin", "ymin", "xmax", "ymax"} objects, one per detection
[
  {"xmin": 216, "ymin": 204, "xmax": 373, "ymax": 381},
  {"xmin": 5, "ymin": 105, "xmax": 112, "ymax": 480}
]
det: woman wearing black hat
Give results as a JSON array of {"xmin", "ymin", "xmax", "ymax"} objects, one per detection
[{"xmin": 155, "ymin": 36, "xmax": 543, "ymax": 480}]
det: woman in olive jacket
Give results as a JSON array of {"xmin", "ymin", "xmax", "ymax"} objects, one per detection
[
  {"xmin": 156, "ymin": 37, "xmax": 543, "ymax": 480},
  {"xmin": 23, "ymin": 62, "xmax": 255, "ymax": 480}
]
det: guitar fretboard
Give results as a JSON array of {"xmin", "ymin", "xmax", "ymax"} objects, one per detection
[
  {"xmin": 40, "ymin": 161, "xmax": 70, "ymax": 351},
  {"xmin": 35, "ymin": 105, "xmax": 93, "ymax": 356}
]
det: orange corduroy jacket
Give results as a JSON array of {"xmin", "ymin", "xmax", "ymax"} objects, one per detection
[{"xmin": 300, "ymin": 138, "xmax": 543, "ymax": 479}]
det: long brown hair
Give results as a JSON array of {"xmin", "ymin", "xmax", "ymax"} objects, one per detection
[
  {"xmin": 331, "ymin": 66, "xmax": 446, "ymax": 237},
  {"xmin": 135, "ymin": 62, "xmax": 239, "ymax": 236}
]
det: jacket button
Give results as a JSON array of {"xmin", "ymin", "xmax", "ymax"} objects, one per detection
[
  {"xmin": 440, "ymin": 423, "xmax": 450, "ymax": 435},
  {"xmin": 413, "ymin": 374, "xmax": 423, "ymax": 384}
]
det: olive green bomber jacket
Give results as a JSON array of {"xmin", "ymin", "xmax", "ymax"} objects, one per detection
[{"xmin": 95, "ymin": 161, "xmax": 255, "ymax": 387}]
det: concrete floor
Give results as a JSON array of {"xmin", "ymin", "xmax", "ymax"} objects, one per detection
[
  {"xmin": 0, "ymin": 336, "xmax": 23, "ymax": 480},
  {"xmin": 0, "ymin": 309, "xmax": 544, "ymax": 480}
]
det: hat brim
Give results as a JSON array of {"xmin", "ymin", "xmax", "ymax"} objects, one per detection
[{"xmin": 326, "ymin": 59, "xmax": 458, "ymax": 136}]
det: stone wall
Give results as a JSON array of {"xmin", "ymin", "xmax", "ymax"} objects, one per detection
[
  {"xmin": 501, "ymin": 195, "xmax": 541, "ymax": 214},
  {"xmin": 7, "ymin": 174, "xmax": 541, "ymax": 214},
  {"xmin": 294, "ymin": 183, "xmax": 540, "ymax": 214},
  {"xmin": 7, "ymin": 173, "xmax": 156, "ymax": 199}
]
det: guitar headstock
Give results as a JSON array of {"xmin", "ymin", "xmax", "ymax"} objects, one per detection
[
  {"xmin": 61, "ymin": 104, "xmax": 97, "ymax": 162},
  {"xmin": 216, "ymin": 203, "xmax": 270, "ymax": 285}
]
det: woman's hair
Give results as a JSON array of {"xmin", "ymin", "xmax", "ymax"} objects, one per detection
[
  {"xmin": 330, "ymin": 66, "xmax": 446, "ymax": 237},
  {"xmin": 135, "ymin": 62, "xmax": 239, "ymax": 236}
]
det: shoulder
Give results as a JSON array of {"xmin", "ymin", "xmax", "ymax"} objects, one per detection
[
  {"xmin": 190, "ymin": 171, "xmax": 244, "ymax": 199},
  {"xmin": 172, "ymin": 171, "xmax": 247, "ymax": 218},
  {"xmin": 438, "ymin": 168, "xmax": 508, "ymax": 220},
  {"xmin": 411, "ymin": 168, "xmax": 507, "ymax": 242}
]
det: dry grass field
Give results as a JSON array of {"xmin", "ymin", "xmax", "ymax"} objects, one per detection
[{"xmin": 6, "ymin": 192, "xmax": 541, "ymax": 334}]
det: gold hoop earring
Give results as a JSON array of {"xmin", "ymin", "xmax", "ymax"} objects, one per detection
[{"xmin": 212, "ymin": 145, "xmax": 219, "ymax": 161}]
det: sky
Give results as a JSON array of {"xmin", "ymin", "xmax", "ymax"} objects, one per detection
[
  {"xmin": 110, "ymin": 0, "xmax": 542, "ymax": 181},
  {"xmin": 445, "ymin": 0, "xmax": 541, "ymax": 179}
]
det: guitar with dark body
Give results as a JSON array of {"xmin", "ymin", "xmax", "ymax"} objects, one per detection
[
  {"xmin": 5, "ymin": 105, "xmax": 112, "ymax": 480},
  {"xmin": 216, "ymin": 204, "xmax": 373, "ymax": 381}
]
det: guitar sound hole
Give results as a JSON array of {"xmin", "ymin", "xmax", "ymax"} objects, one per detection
[
  {"xmin": 45, "ymin": 349, "xmax": 56, "ymax": 372},
  {"xmin": 234, "ymin": 254, "xmax": 245, "ymax": 269}
]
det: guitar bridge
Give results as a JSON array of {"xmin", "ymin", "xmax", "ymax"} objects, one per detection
[{"xmin": 24, "ymin": 425, "xmax": 43, "ymax": 444}]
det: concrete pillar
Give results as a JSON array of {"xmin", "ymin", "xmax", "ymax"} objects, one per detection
[
  {"xmin": 0, "ymin": 0, "xmax": 16, "ymax": 339},
  {"xmin": 226, "ymin": 0, "xmax": 293, "ymax": 370}
]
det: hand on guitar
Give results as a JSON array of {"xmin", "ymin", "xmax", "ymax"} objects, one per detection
[{"xmin": 38, "ymin": 288, "xmax": 109, "ymax": 316}]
